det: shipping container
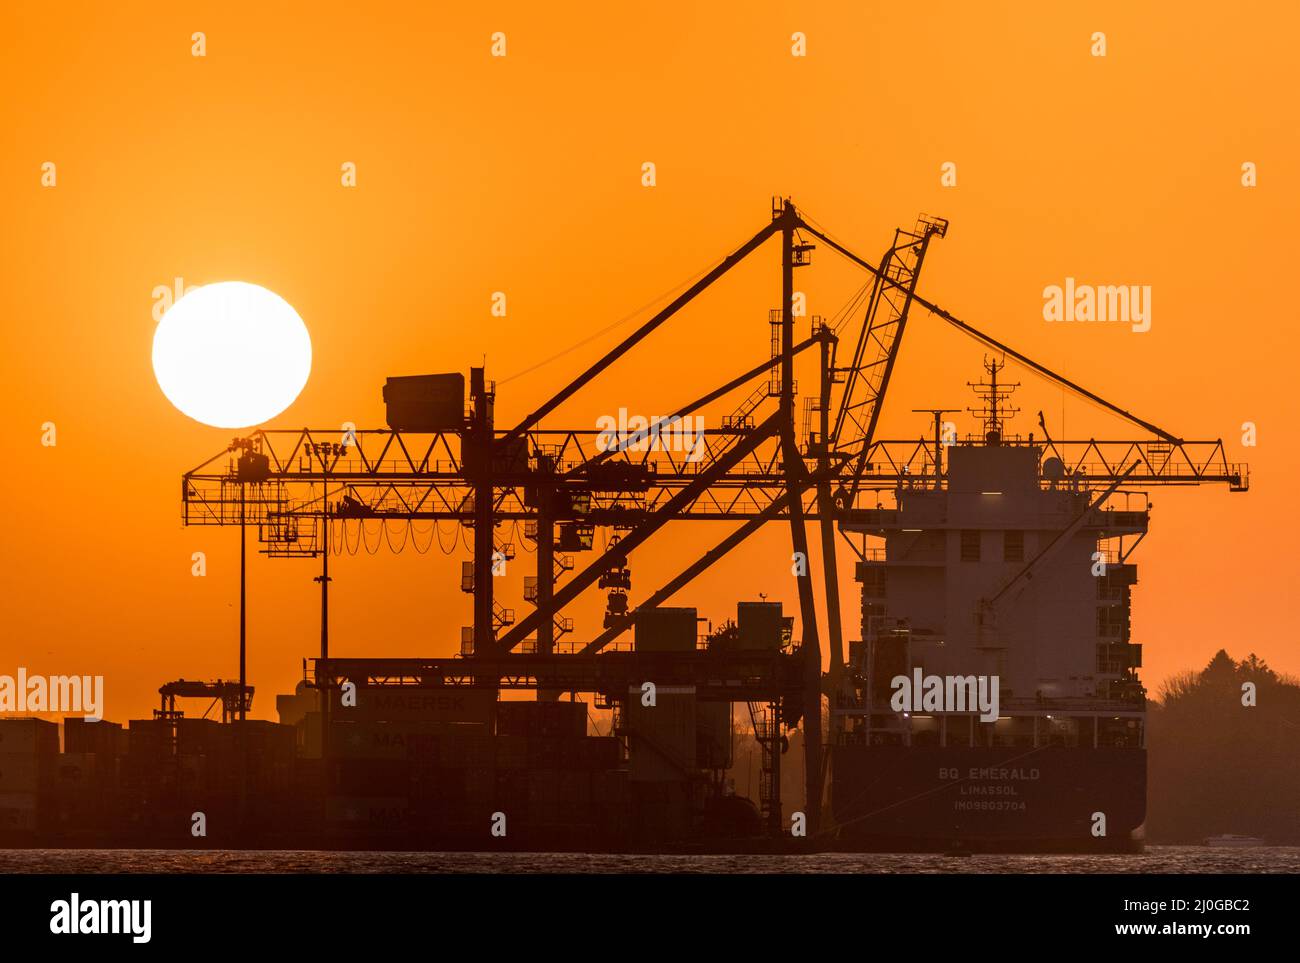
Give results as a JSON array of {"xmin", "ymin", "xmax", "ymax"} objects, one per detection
[
  {"xmin": 115, "ymin": 755, "xmax": 152, "ymax": 791},
  {"xmin": 127, "ymin": 719, "xmax": 174, "ymax": 757},
  {"xmin": 329, "ymin": 720, "xmax": 449, "ymax": 761},
  {"xmin": 578, "ymin": 736, "xmax": 621, "ymax": 770},
  {"xmin": 525, "ymin": 737, "xmax": 564, "ymax": 769},
  {"xmin": 297, "ymin": 710, "xmax": 323, "ymax": 759},
  {"xmin": 625, "ymin": 685, "xmax": 697, "ymax": 782},
  {"xmin": 0, "ymin": 792, "xmax": 39, "ymax": 832},
  {"xmin": 0, "ymin": 753, "xmax": 52, "ymax": 793},
  {"xmin": 177, "ymin": 754, "xmax": 207, "ymax": 791},
  {"xmin": 437, "ymin": 726, "xmax": 494, "ymax": 768},
  {"xmin": 558, "ymin": 770, "xmax": 592, "ymax": 806},
  {"xmin": 591, "ymin": 769, "xmax": 629, "ymax": 807},
  {"xmin": 496, "ymin": 700, "xmax": 587, "ymax": 739},
  {"xmin": 325, "ymin": 795, "xmax": 410, "ymax": 829},
  {"xmin": 0, "ymin": 718, "xmax": 59, "ymax": 755},
  {"xmin": 494, "ymin": 734, "xmax": 529, "ymax": 769},
  {"xmin": 411, "ymin": 763, "xmax": 465, "ymax": 805},
  {"xmin": 464, "ymin": 767, "xmax": 495, "ymax": 806},
  {"xmin": 265, "ymin": 760, "xmax": 296, "ymax": 795},
  {"xmin": 291, "ymin": 757, "xmax": 326, "ymax": 796},
  {"xmin": 231, "ymin": 720, "xmax": 297, "ymax": 762},
  {"xmin": 491, "ymin": 769, "xmax": 530, "ymax": 821},
  {"xmin": 176, "ymin": 718, "xmax": 231, "ymax": 757},
  {"xmin": 347, "ymin": 686, "xmax": 494, "ymax": 725},
  {"xmin": 634, "ymin": 607, "xmax": 698, "ymax": 652},
  {"xmin": 331, "ymin": 757, "xmax": 411, "ymax": 796},
  {"xmin": 697, "ymin": 701, "xmax": 733, "ymax": 769},
  {"xmin": 63, "ymin": 718, "xmax": 124, "ymax": 756},
  {"xmin": 48, "ymin": 791, "xmax": 114, "ymax": 832},
  {"xmin": 52, "ymin": 753, "xmax": 100, "ymax": 793},
  {"xmin": 527, "ymin": 768, "xmax": 561, "ymax": 807}
]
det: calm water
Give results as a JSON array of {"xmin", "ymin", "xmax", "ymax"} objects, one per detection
[{"xmin": 1, "ymin": 846, "xmax": 1297, "ymax": 874}]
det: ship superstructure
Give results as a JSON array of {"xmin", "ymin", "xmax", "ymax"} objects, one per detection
[{"xmin": 831, "ymin": 361, "xmax": 1151, "ymax": 850}]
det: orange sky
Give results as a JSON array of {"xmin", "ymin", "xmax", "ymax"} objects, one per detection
[{"xmin": 2, "ymin": 2, "xmax": 1297, "ymax": 723}]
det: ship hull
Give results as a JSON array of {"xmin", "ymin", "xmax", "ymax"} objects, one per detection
[{"xmin": 829, "ymin": 745, "xmax": 1146, "ymax": 853}]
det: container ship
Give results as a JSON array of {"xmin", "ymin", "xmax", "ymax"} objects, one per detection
[{"xmin": 829, "ymin": 363, "xmax": 1148, "ymax": 852}]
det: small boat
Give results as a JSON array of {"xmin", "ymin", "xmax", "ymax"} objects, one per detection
[{"xmin": 1202, "ymin": 834, "xmax": 1266, "ymax": 847}]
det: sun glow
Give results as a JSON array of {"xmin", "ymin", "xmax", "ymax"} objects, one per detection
[{"xmin": 152, "ymin": 281, "xmax": 312, "ymax": 429}]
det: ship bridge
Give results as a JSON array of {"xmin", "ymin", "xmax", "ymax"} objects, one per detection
[{"xmin": 834, "ymin": 357, "xmax": 1229, "ymax": 755}]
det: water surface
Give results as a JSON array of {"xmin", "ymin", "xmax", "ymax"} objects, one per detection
[{"xmin": 2, "ymin": 846, "xmax": 1297, "ymax": 874}]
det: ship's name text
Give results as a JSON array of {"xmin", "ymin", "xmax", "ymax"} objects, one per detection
[{"xmin": 941, "ymin": 769, "xmax": 1041, "ymax": 785}]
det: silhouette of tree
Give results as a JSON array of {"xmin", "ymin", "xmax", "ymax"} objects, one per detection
[
  {"xmin": 1148, "ymin": 650, "xmax": 1300, "ymax": 843},
  {"xmin": 1200, "ymin": 648, "xmax": 1238, "ymax": 684},
  {"xmin": 1157, "ymin": 670, "xmax": 1198, "ymax": 703}
]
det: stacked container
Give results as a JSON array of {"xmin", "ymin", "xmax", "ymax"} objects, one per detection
[{"xmin": 0, "ymin": 718, "xmax": 59, "ymax": 834}]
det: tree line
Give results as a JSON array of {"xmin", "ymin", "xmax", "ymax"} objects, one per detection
[{"xmin": 1147, "ymin": 650, "xmax": 1300, "ymax": 843}]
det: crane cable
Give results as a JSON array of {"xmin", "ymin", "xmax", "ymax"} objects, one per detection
[
  {"xmin": 495, "ymin": 224, "xmax": 772, "ymax": 387},
  {"xmin": 797, "ymin": 206, "xmax": 1182, "ymax": 444}
]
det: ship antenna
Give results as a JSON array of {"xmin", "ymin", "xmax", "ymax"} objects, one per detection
[
  {"xmin": 967, "ymin": 356, "xmax": 1020, "ymax": 444},
  {"xmin": 912, "ymin": 408, "xmax": 960, "ymax": 489}
]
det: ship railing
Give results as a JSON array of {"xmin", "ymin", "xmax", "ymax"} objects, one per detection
[
  {"xmin": 1094, "ymin": 548, "xmax": 1120, "ymax": 566},
  {"xmin": 866, "ymin": 701, "xmax": 1143, "ymax": 717},
  {"xmin": 1084, "ymin": 507, "xmax": 1149, "ymax": 529},
  {"xmin": 995, "ymin": 700, "xmax": 1145, "ymax": 715}
]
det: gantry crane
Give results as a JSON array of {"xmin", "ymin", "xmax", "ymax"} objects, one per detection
[
  {"xmin": 156, "ymin": 679, "xmax": 253, "ymax": 724},
  {"xmin": 180, "ymin": 199, "xmax": 1247, "ymax": 835}
]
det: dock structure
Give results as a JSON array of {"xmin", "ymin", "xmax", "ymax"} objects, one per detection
[{"xmin": 6, "ymin": 200, "xmax": 1239, "ymax": 851}]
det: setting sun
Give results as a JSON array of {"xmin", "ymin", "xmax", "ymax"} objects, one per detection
[{"xmin": 151, "ymin": 281, "xmax": 311, "ymax": 429}]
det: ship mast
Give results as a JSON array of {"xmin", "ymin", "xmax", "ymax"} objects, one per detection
[{"xmin": 967, "ymin": 356, "xmax": 1020, "ymax": 444}]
